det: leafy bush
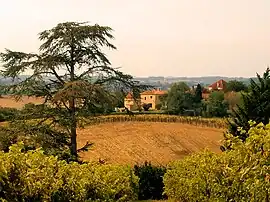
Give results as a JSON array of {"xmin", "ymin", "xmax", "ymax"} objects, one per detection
[
  {"xmin": 0, "ymin": 107, "xmax": 19, "ymax": 122},
  {"xmin": 164, "ymin": 122, "xmax": 270, "ymax": 202},
  {"xmin": 0, "ymin": 121, "xmax": 71, "ymax": 161},
  {"xmin": 0, "ymin": 142, "xmax": 139, "ymax": 201},
  {"xmin": 134, "ymin": 162, "xmax": 167, "ymax": 200}
]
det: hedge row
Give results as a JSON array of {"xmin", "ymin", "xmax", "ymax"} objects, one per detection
[
  {"xmin": 0, "ymin": 142, "xmax": 138, "ymax": 202},
  {"xmin": 163, "ymin": 122, "xmax": 270, "ymax": 201},
  {"xmin": 86, "ymin": 115, "xmax": 227, "ymax": 128}
]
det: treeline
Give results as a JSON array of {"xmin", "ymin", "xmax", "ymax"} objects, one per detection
[{"xmin": 160, "ymin": 80, "xmax": 249, "ymax": 118}]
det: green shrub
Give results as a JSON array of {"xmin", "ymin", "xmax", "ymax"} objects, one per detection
[
  {"xmin": 0, "ymin": 107, "xmax": 19, "ymax": 122},
  {"xmin": 0, "ymin": 142, "xmax": 139, "ymax": 202},
  {"xmin": 164, "ymin": 122, "xmax": 270, "ymax": 202},
  {"xmin": 134, "ymin": 162, "xmax": 166, "ymax": 200}
]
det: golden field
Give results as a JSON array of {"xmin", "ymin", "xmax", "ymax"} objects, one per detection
[
  {"xmin": 78, "ymin": 122, "xmax": 224, "ymax": 165},
  {"xmin": 0, "ymin": 95, "xmax": 43, "ymax": 109},
  {"xmin": 0, "ymin": 96, "xmax": 225, "ymax": 165}
]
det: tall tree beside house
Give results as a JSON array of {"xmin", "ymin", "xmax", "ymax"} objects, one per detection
[
  {"xmin": 0, "ymin": 22, "xmax": 140, "ymax": 160},
  {"xmin": 226, "ymin": 68, "xmax": 270, "ymax": 143},
  {"xmin": 204, "ymin": 91, "xmax": 228, "ymax": 117},
  {"xmin": 167, "ymin": 82, "xmax": 194, "ymax": 114},
  {"xmin": 194, "ymin": 83, "xmax": 203, "ymax": 103}
]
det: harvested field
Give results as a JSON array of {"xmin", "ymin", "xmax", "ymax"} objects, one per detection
[
  {"xmin": 0, "ymin": 96, "xmax": 44, "ymax": 109},
  {"xmin": 78, "ymin": 122, "xmax": 224, "ymax": 165}
]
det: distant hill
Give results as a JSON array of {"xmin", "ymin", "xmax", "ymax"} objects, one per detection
[
  {"xmin": 0, "ymin": 75, "xmax": 255, "ymax": 91},
  {"xmin": 134, "ymin": 76, "xmax": 255, "ymax": 90}
]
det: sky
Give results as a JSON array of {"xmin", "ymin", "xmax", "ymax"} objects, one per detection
[{"xmin": 0, "ymin": 0, "xmax": 269, "ymax": 77}]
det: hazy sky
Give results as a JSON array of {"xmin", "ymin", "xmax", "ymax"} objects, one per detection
[{"xmin": 0, "ymin": 0, "xmax": 269, "ymax": 77}]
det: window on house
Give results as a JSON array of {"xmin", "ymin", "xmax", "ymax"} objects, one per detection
[
  {"xmin": 145, "ymin": 97, "xmax": 146, "ymax": 100},
  {"xmin": 150, "ymin": 96, "xmax": 152, "ymax": 99}
]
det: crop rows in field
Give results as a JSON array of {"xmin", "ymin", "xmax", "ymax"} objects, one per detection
[{"xmin": 85, "ymin": 115, "xmax": 227, "ymax": 129}]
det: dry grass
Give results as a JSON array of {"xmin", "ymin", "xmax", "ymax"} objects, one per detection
[
  {"xmin": 78, "ymin": 122, "xmax": 224, "ymax": 165},
  {"xmin": 0, "ymin": 95, "xmax": 44, "ymax": 109}
]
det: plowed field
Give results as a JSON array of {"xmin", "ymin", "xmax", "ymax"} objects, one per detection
[{"xmin": 78, "ymin": 122, "xmax": 224, "ymax": 165}]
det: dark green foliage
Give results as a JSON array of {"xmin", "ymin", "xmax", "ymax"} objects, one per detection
[
  {"xmin": 111, "ymin": 91, "xmax": 125, "ymax": 108},
  {"xmin": 194, "ymin": 83, "xmax": 203, "ymax": 103},
  {"xmin": 227, "ymin": 68, "xmax": 270, "ymax": 141},
  {"xmin": 159, "ymin": 93, "xmax": 168, "ymax": 110},
  {"xmin": 0, "ymin": 121, "xmax": 71, "ymax": 160},
  {"xmin": 155, "ymin": 103, "xmax": 162, "ymax": 110},
  {"xmin": 134, "ymin": 162, "xmax": 167, "ymax": 200},
  {"xmin": 0, "ymin": 107, "xmax": 19, "ymax": 122},
  {"xmin": 167, "ymin": 82, "xmax": 195, "ymax": 115},
  {"xmin": 226, "ymin": 80, "xmax": 248, "ymax": 92},
  {"xmin": 204, "ymin": 91, "xmax": 228, "ymax": 117}
]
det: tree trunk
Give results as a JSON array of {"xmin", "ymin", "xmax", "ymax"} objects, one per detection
[{"xmin": 70, "ymin": 98, "xmax": 77, "ymax": 159}]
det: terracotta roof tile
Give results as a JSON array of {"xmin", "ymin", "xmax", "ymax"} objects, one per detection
[
  {"xmin": 125, "ymin": 92, "xmax": 133, "ymax": 99},
  {"xmin": 208, "ymin": 79, "xmax": 227, "ymax": 90},
  {"xmin": 140, "ymin": 89, "xmax": 167, "ymax": 95}
]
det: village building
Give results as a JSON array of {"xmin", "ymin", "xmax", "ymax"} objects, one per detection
[
  {"xmin": 124, "ymin": 92, "xmax": 141, "ymax": 111},
  {"xmin": 140, "ymin": 89, "xmax": 167, "ymax": 110},
  {"xmin": 124, "ymin": 89, "xmax": 167, "ymax": 111},
  {"xmin": 208, "ymin": 79, "xmax": 227, "ymax": 91}
]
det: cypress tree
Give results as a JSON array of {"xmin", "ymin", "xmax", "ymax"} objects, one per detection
[
  {"xmin": 194, "ymin": 83, "xmax": 203, "ymax": 103},
  {"xmin": 227, "ymin": 68, "xmax": 270, "ymax": 141}
]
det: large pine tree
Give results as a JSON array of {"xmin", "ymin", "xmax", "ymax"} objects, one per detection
[
  {"xmin": 227, "ymin": 68, "xmax": 270, "ymax": 141},
  {"xmin": 0, "ymin": 22, "xmax": 141, "ymax": 160}
]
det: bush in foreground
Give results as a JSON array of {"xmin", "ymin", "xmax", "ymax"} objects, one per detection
[
  {"xmin": 0, "ymin": 142, "xmax": 138, "ymax": 201},
  {"xmin": 134, "ymin": 162, "xmax": 167, "ymax": 200},
  {"xmin": 164, "ymin": 122, "xmax": 270, "ymax": 202}
]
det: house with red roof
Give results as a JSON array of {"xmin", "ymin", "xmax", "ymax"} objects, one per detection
[{"xmin": 208, "ymin": 79, "xmax": 227, "ymax": 91}]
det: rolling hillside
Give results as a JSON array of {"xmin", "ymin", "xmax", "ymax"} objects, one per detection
[{"xmin": 78, "ymin": 122, "xmax": 224, "ymax": 165}]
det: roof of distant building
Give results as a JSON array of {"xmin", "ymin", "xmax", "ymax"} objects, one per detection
[
  {"xmin": 125, "ymin": 92, "xmax": 134, "ymax": 99},
  {"xmin": 208, "ymin": 79, "xmax": 227, "ymax": 89},
  {"xmin": 140, "ymin": 89, "xmax": 167, "ymax": 95}
]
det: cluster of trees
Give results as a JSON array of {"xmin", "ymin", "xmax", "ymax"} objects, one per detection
[
  {"xmin": 163, "ymin": 82, "xmax": 227, "ymax": 117},
  {"xmin": 162, "ymin": 79, "xmax": 250, "ymax": 117}
]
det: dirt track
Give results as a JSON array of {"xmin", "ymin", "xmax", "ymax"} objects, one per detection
[{"xmin": 78, "ymin": 122, "xmax": 224, "ymax": 165}]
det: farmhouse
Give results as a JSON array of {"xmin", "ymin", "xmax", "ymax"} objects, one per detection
[
  {"xmin": 140, "ymin": 89, "xmax": 167, "ymax": 110},
  {"xmin": 124, "ymin": 89, "xmax": 167, "ymax": 111},
  {"xmin": 124, "ymin": 92, "xmax": 141, "ymax": 111},
  {"xmin": 208, "ymin": 79, "xmax": 227, "ymax": 91}
]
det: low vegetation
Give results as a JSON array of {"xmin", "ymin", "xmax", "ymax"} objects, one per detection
[
  {"xmin": 0, "ymin": 142, "xmax": 138, "ymax": 201},
  {"xmin": 164, "ymin": 122, "xmax": 270, "ymax": 201},
  {"xmin": 86, "ymin": 115, "xmax": 226, "ymax": 128},
  {"xmin": 134, "ymin": 162, "xmax": 167, "ymax": 200}
]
